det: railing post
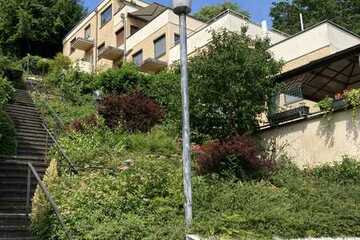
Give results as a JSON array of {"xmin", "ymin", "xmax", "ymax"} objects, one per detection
[{"xmin": 26, "ymin": 167, "xmax": 31, "ymax": 216}]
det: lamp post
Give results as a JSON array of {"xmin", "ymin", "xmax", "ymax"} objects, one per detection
[{"xmin": 172, "ymin": 0, "xmax": 193, "ymax": 229}]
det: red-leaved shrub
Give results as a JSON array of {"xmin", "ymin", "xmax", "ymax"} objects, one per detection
[
  {"xmin": 67, "ymin": 114, "xmax": 100, "ymax": 132},
  {"xmin": 196, "ymin": 135, "xmax": 275, "ymax": 180},
  {"xmin": 98, "ymin": 91, "xmax": 164, "ymax": 132}
]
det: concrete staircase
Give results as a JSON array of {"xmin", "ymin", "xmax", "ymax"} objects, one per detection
[{"xmin": 0, "ymin": 89, "xmax": 50, "ymax": 239}]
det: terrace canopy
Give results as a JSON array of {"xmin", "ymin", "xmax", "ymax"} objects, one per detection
[{"xmin": 278, "ymin": 44, "xmax": 360, "ymax": 102}]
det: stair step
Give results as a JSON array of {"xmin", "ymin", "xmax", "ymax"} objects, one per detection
[
  {"xmin": 6, "ymin": 110, "xmax": 40, "ymax": 118},
  {"xmin": 16, "ymin": 130, "xmax": 47, "ymax": 137},
  {"xmin": 0, "ymin": 225, "xmax": 31, "ymax": 238},
  {"xmin": 0, "ymin": 214, "xmax": 29, "ymax": 226},
  {"xmin": 17, "ymin": 135, "xmax": 53, "ymax": 142},
  {"xmin": 0, "ymin": 189, "xmax": 36, "ymax": 198},
  {"xmin": 14, "ymin": 126, "xmax": 46, "ymax": 133}
]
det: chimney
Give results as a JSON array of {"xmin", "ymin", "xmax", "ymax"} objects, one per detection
[{"xmin": 261, "ymin": 20, "xmax": 268, "ymax": 36}]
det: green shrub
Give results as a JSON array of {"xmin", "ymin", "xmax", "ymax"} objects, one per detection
[
  {"xmin": 311, "ymin": 155, "xmax": 360, "ymax": 184},
  {"xmin": 0, "ymin": 76, "xmax": 15, "ymax": 107},
  {"xmin": 58, "ymin": 69, "xmax": 95, "ymax": 103},
  {"xmin": 317, "ymin": 96, "xmax": 334, "ymax": 112},
  {"xmin": 0, "ymin": 110, "xmax": 16, "ymax": 155},
  {"xmin": 20, "ymin": 55, "xmax": 50, "ymax": 76},
  {"xmin": 96, "ymin": 63, "xmax": 147, "ymax": 94}
]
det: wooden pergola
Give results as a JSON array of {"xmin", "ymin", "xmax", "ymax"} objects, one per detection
[{"xmin": 278, "ymin": 44, "xmax": 360, "ymax": 102}]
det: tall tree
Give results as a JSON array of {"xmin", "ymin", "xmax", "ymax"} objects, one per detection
[
  {"xmin": 0, "ymin": 0, "xmax": 85, "ymax": 58},
  {"xmin": 271, "ymin": 0, "xmax": 360, "ymax": 35},
  {"xmin": 194, "ymin": 2, "xmax": 250, "ymax": 22}
]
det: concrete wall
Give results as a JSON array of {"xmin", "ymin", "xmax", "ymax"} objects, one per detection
[
  {"xmin": 261, "ymin": 109, "xmax": 360, "ymax": 168},
  {"xmin": 169, "ymin": 11, "xmax": 287, "ymax": 64}
]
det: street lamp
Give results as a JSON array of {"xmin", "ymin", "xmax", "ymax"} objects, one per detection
[{"xmin": 172, "ymin": 0, "xmax": 193, "ymax": 229}]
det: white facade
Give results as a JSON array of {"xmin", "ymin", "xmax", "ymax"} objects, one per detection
[
  {"xmin": 268, "ymin": 22, "xmax": 360, "ymax": 65},
  {"xmin": 169, "ymin": 10, "xmax": 287, "ymax": 64}
]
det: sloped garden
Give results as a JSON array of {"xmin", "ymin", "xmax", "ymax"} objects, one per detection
[{"xmin": 27, "ymin": 30, "xmax": 360, "ymax": 239}]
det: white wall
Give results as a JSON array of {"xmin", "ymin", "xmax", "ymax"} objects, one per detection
[
  {"xmin": 268, "ymin": 22, "xmax": 360, "ymax": 64},
  {"xmin": 328, "ymin": 24, "xmax": 360, "ymax": 52},
  {"xmin": 169, "ymin": 12, "xmax": 287, "ymax": 64}
]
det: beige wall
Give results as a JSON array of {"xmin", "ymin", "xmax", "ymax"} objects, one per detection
[
  {"xmin": 261, "ymin": 109, "xmax": 360, "ymax": 168},
  {"xmin": 281, "ymin": 46, "xmax": 331, "ymax": 72}
]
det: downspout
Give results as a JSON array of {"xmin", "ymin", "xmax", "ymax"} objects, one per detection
[{"xmin": 94, "ymin": 10, "xmax": 99, "ymax": 73}]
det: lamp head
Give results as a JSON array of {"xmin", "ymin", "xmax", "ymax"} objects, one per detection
[{"xmin": 172, "ymin": 0, "xmax": 192, "ymax": 15}]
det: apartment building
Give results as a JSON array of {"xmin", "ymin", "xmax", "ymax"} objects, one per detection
[
  {"xmin": 63, "ymin": 0, "xmax": 205, "ymax": 73},
  {"xmin": 63, "ymin": 1, "xmax": 287, "ymax": 73}
]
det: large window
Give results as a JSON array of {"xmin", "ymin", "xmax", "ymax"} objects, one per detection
[
  {"xmin": 84, "ymin": 25, "xmax": 91, "ymax": 39},
  {"xmin": 101, "ymin": 5, "xmax": 112, "ymax": 27},
  {"xmin": 133, "ymin": 50, "xmax": 143, "ymax": 67},
  {"xmin": 154, "ymin": 35, "xmax": 166, "ymax": 59}
]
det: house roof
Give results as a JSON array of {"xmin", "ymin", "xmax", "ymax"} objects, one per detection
[{"xmin": 128, "ymin": 3, "xmax": 166, "ymax": 22}]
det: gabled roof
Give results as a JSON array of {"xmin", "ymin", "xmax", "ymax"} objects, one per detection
[{"xmin": 128, "ymin": 3, "xmax": 166, "ymax": 22}]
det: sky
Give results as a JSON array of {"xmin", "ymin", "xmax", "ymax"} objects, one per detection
[{"xmin": 83, "ymin": 0, "xmax": 276, "ymax": 25}]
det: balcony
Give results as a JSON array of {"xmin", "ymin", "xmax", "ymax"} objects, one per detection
[
  {"xmin": 71, "ymin": 37, "xmax": 94, "ymax": 51},
  {"xmin": 98, "ymin": 46, "xmax": 124, "ymax": 60},
  {"xmin": 140, "ymin": 58, "xmax": 167, "ymax": 73}
]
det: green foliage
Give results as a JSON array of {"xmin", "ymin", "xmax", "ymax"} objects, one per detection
[
  {"xmin": 0, "ymin": 110, "xmax": 16, "ymax": 155},
  {"xmin": 344, "ymin": 88, "xmax": 360, "ymax": 119},
  {"xmin": 0, "ymin": 0, "xmax": 85, "ymax": 58},
  {"xmin": 20, "ymin": 55, "xmax": 50, "ymax": 76},
  {"xmin": 33, "ymin": 92, "xmax": 96, "ymax": 128},
  {"xmin": 0, "ymin": 76, "xmax": 15, "ymax": 107},
  {"xmin": 147, "ymin": 30, "xmax": 282, "ymax": 142},
  {"xmin": 194, "ymin": 2, "xmax": 250, "ymax": 22},
  {"xmin": 271, "ymin": 0, "xmax": 360, "ymax": 35},
  {"xmin": 55, "ymin": 127, "xmax": 177, "ymax": 170},
  {"xmin": 96, "ymin": 63, "xmax": 147, "ymax": 94},
  {"xmin": 33, "ymin": 153, "xmax": 360, "ymax": 239},
  {"xmin": 317, "ymin": 96, "xmax": 334, "ymax": 112},
  {"xmin": 188, "ymin": 29, "xmax": 281, "ymax": 141}
]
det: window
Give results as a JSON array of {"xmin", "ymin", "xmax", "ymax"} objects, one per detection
[
  {"xmin": 130, "ymin": 25, "xmax": 140, "ymax": 35},
  {"xmin": 133, "ymin": 50, "xmax": 143, "ymax": 66},
  {"xmin": 154, "ymin": 35, "xmax": 166, "ymax": 59},
  {"xmin": 101, "ymin": 5, "xmax": 112, "ymax": 27},
  {"xmin": 84, "ymin": 25, "xmax": 91, "ymax": 39},
  {"xmin": 70, "ymin": 38, "xmax": 76, "ymax": 54},
  {"xmin": 116, "ymin": 28, "xmax": 125, "ymax": 47},
  {"xmin": 284, "ymin": 87, "xmax": 303, "ymax": 104},
  {"xmin": 174, "ymin": 33, "xmax": 180, "ymax": 45}
]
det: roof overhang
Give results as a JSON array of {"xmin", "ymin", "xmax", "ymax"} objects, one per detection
[
  {"xmin": 98, "ymin": 46, "xmax": 124, "ymax": 60},
  {"xmin": 71, "ymin": 37, "xmax": 94, "ymax": 51},
  {"xmin": 277, "ymin": 44, "xmax": 360, "ymax": 101},
  {"xmin": 140, "ymin": 58, "xmax": 167, "ymax": 73}
]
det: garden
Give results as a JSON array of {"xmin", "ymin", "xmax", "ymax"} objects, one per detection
[{"xmin": 5, "ymin": 30, "xmax": 359, "ymax": 239}]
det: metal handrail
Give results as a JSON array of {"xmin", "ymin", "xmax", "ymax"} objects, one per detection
[
  {"xmin": 6, "ymin": 160, "xmax": 73, "ymax": 240},
  {"xmin": 42, "ymin": 123, "xmax": 78, "ymax": 174}
]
